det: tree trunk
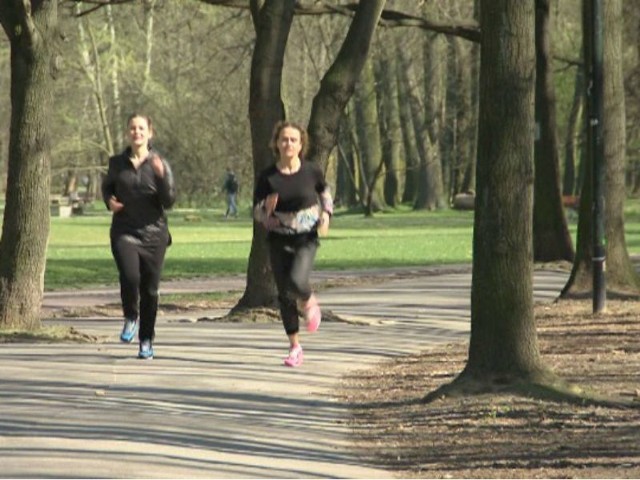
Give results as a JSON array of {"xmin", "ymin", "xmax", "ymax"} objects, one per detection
[
  {"xmin": 562, "ymin": 67, "xmax": 584, "ymax": 196},
  {"xmin": 238, "ymin": 0, "xmax": 387, "ymax": 308},
  {"xmin": 0, "ymin": 0, "xmax": 59, "ymax": 329},
  {"xmin": 461, "ymin": 0, "xmax": 481, "ymax": 194},
  {"xmin": 306, "ymin": 0, "xmax": 386, "ymax": 170},
  {"xmin": 377, "ymin": 54, "xmax": 403, "ymax": 208},
  {"xmin": 463, "ymin": 0, "xmax": 545, "ymax": 382},
  {"xmin": 76, "ymin": 6, "xmax": 115, "ymax": 157},
  {"xmin": 396, "ymin": 46, "xmax": 420, "ymax": 205},
  {"xmin": 600, "ymin": 0, "xmax": 639, "ymax": 291},
  {"xmin": 532, "ymin": 0, "xmax": 574, "ymax": 263},
  {"xmin": 106, "ymin": 5, "xmax": 122, "ymax": 148},
  {"xmin": 354, "ymin": 58, "xmax": 385, "ymax": 214},
  {"xmin": 415, "ymin": 34, "xmax": 445, "ymax": 210},
  {"xmin": 561, "ymin": 0, "xmax": 639, "ymax": 298},
  {"xmin": 453, "ymin": 37, "xmax": 474, "ymax": 198},
  {"xmin": 335, "ymin": 115, "xmax": 358, "ymax": 207},
  {"xmin": 141, "ymin": 0, "xmax": 156, "ymax": 96},
  {"xmin": 235, "ymin": 0, "xmax": 295, "ymax": 310}
]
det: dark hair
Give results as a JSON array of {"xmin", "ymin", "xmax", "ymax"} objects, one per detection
[
  {"xmin": 126, "ymin": 113, "xmax": 153, "ymax": 133},
  {"xmin": 269, "ymin": 121, "xmax": 309, "ymax": 159}
]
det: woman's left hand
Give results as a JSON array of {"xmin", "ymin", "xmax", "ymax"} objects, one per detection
[
  {"xmin": 150, "ymin": 155, "xmax": 165, "ymax": 177},
  {"xmin": 318, "ymin": 211, "xmax": 330, "ymax": 237}
]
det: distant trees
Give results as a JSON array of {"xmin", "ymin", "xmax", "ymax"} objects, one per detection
[{"xmin": 0, "ymin": 0, "xmax": 638, "ymax": 330}]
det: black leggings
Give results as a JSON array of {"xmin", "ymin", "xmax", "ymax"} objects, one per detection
[
  {"xmin": 268, "ymin": 234, "xmax": 318, "ymax": 335},
  {"xmin": 111, "ymin": 233, "xmax": 168, "ymax": 342}
]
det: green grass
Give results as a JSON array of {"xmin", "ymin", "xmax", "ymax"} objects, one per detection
[
  {"xmin": 43, "ymin": 198, "xmax": 640, "ymax": 291},
  {"xmin": 45, "ymin": 207, "xmax": 474, "ymax": 290}
]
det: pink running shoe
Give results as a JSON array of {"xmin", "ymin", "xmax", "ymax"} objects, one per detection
[
  {"xmin": 284, "ymin": 344, "xmax": 304, "ymax": 367},
  {"xmin": 304, "ymin": 295, "xmax": 322, "ymax": 333}
]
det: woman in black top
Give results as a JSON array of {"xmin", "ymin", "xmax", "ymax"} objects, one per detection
[
  {"xmin": 102, "ymin": 114, "xmax": 176, "ymax": 360},
  {"xmin": 254, "ymin": 121, "xmax": 333, "ymax": 367}
]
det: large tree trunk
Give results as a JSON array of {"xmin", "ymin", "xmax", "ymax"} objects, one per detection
[
  {"xmin": 462, "ymin": 0, "xmax": 545, "ymax": 384},
  {"xmin": 306, "ymin": 0, "xmax": 386, "ymax": 170},
  {"xmin": 238, "ymin": 0, "xmax": 386, "ymax": 309},
  {"xmin": 235, "ymin": 0, "xmax": 295, "ymax": 310},
  {"xmin": 600, "ymin": 0, "xmax": 639, "ymax": 292},
  {"xmin": 0, "ymin": 0, "xmax": 58, "ymax": 329},
  {"xmin": 624, "ymin": 3, "xmax": 640, "ymax": 194},
  {"xmin": 532, "ymin": 0, "xmax": 574, "ymax": 263},
  {"xmin": 561, "ymin": 0, "xmax": 639, "ymax": 298}
]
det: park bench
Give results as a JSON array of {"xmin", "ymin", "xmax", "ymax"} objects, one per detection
[{"xmin": 50, "ymin": 193, "xmax": 84, "ymax": 217}]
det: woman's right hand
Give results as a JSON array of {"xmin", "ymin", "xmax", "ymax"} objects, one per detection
[
  {"xmin": 264, "ymin": 193, "xmax": 279, "ymax": 216},
  {"xmin": 109, "ymin": 196, "xmax": 124, "ymax": 213}
]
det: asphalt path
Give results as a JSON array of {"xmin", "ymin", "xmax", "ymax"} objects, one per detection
[{"xmin": 0, "ymin": 267, "xmax": 569, "ymax": 478}]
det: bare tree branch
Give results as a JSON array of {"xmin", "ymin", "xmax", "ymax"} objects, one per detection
[{"xmin": 67, "ymin": 0, "xmax": 481, "ymax": 42}]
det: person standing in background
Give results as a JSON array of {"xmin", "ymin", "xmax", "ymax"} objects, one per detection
[
  {"xmin": 223, "ymin": 168, "xmax": 239, "ymax": 218},
  {"xmin": 102, "ymin": 113, "xmax": 176, "ymax": 360},
  {"xmin": 253, "ymin": 120, "xmax": 333, "ymax": 367}
]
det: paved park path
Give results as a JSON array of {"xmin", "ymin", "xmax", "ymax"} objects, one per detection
[{"xmin": 0, "ymin": 267, "xmax": 568, "ymax": 478}]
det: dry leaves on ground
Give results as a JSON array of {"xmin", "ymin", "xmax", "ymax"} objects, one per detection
[{"xmin": 340, "ymin": 299, "xmax": 640, "ymax": 479}]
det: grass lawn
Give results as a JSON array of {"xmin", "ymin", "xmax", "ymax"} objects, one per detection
[{"xmin": 44, "ymin": 198, "xmax": 640, "ymax": 291}]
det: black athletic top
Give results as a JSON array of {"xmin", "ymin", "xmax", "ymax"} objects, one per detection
[
  {"xmin": 253, "ymin": 160, "xmax": 333, "ymax": 236},
  {"xmin": 102, "ymin": 147, "xmax": 176, "ymax": 244}
]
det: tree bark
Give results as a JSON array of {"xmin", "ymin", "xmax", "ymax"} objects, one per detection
[
  {"xmin": 561, "ymin": 0, "xmax": 639, "ymax": 298},
  {"xmin": 463, "ymin": 0, "xmax": 545, "ymax": 382},
  {"xmin": 354, "ymin": 58, "xmax": 385, "ymax": 214},
  {"xmin": 532, "ymin": 0, "xmax": 574, "ymax": 263},
  {"xmin": 306, "ymin": 0, "xmax": 386, "ymax": 170},
  {"xmin": 238, "ymin": 0, "xmax": 388, "ymax": 309},
  {"xmin": 0, "ymin": 0, "xmax": 59, "ymax": 329},
  {"xmin": 562, "ymin": 66, "xmax": 584, "ymax": 196},
  {"xmin": 452, "ymin": 36, "xmax": 475, "ymax": 198},
  {"xmin": 396, "ymin": 46, "xmax": 420, "ymax": 205},
  {"xmin": 76, "ymin": 5, "xmax": 115, "ymax": 157},
  {"xmin": 235, "ymin": 0, "xmax": 295, "ymax": 310},
  {"xmin": 377, "ymin": 53, "xmax": 403, "ymax": 208},
  {"xmin": 335, "ymin": 114, "xmax": 358, "ymax": 207},
  {"xmin": 414, "ymin": 33, "xmax": 445, "ymax": 210},
  {"xmin": 600, "ymin": 0, "xmax": 639, "ymax": 291}
]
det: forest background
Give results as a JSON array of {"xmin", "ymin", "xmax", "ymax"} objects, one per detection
[
  {"xmin": 2, "ymin": 0, "xmax": 636, "ymax": 215},
  {"xmin": 1, "ymin": 3, "xmax": 640, "ymax": 475}
]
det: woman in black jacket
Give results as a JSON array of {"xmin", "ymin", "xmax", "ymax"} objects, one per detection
[{"xmin": 102, "ymin": 113, "xmax": 176, "ymax": 359}]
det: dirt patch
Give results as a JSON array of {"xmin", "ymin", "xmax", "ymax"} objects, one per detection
[
  {"xmin": 0, "ymin": 326, "xmax": 101, "ymax": 343},
  {"xmin": 46, "ymin": 300, "xmax": 237, "ymax": 319},
  {"xmin": 340, "ymin": 299, "xmax": 640, "ymax": 479}
]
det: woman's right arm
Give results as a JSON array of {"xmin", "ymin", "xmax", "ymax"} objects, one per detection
[
  {"xmin": 253, "ymin": 171, "xmax": 280, "ymax": 228},
  {"xmin": 101, "ymin": 158, "xmax": 116, "ymax": 210}
]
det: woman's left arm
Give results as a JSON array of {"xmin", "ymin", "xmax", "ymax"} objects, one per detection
[
  {"xmin": 316, "ymin": 168, "xmax": 334, "ymax": 236},
  {"xmin": 153, "ymin": 155, "xmax": 176, "ymax": 209}
]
